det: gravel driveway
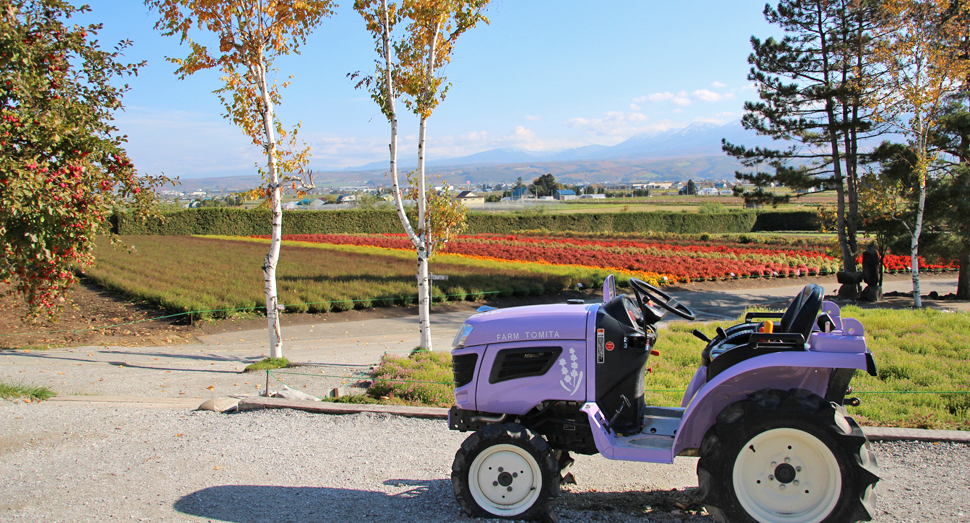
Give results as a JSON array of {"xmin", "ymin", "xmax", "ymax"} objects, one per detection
[{"xmin": 1, "ymin": 401, "xmax": 967, "ymax": 523}]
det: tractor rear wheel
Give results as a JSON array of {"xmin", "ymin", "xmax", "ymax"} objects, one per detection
[
  {"xmin": 697, "ymin": 389, "xmax": 879, "ymax": 523},
  {"xmin": 452, "ymin": 422, "xmax": 559, "ymax": 520}
]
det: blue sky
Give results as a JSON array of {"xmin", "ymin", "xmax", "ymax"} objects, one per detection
[{"xmin": 78, "ymin": 1, "xmax": 777, "ymax": 179}]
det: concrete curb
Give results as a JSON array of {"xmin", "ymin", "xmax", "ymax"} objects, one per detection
[
  {"xmin": 236, "ymin": 396, "xmax": 449, "ymax": 420},
  {"xmin": 861, "ymin": 426, "xmax": 970, "ymax": 443},
  {"xmin": 43, "ymin": 395, "xmax": 970, "ymax": 444}
]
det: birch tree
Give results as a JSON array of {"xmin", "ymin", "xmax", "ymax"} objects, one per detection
[
  {"xmin": 148, "ymin": 0, "xmax": 333, "ymax": 358},
  {"xmin": 353, "ymin": 0, "xmax": 486, "ymax": 350},
  {"xmin": 868, "ymin": 0, "xmax": 970, "ymax": 307}
]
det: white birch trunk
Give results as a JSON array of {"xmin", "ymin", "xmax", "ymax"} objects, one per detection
[
  {"xmin": 378, "ymin": 0, "xmax": 427, "ymax": 350},
  {"xmin": 910, "ymin": 176, "xmax": 927, "ymax": 308},
  {"xmin": 413, "ymin": 22, "xmax": 441, "ymax": 351},
  {"xmin": 255, "ymin": 49, "xmax": 284, "ymax": 359},
  {"xmin": 416, "ymin": 111, "xmax": 432, "ymax": 350}
]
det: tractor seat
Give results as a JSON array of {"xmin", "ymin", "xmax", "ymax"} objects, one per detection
[{"xmin": 704, "ymin": 284, "xmax": 824, "ymax": 381}]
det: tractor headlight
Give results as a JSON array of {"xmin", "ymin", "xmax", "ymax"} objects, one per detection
[{"xmin": 453, "ymin": 323, "xmax": 474, "ymax": 349}]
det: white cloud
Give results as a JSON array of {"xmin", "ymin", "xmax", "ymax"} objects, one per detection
[
  {"xmin": 672, "ymin": 96, "xmax": 692, "ymax": 106},
  {"xmin": 461, "ymin": 131, "xmax": 488, "ymax": 141},
  {"xmin": 741, "ymin": 82, "xmax": 758, "ymax": 91},
  {"xmin": 630, "ymin": 103, "xmax": 641, "ymax": 111},
  {"xmin": 692, "ymin": 89, "xmax": 735, "ymax": 102},
  {"xmin": 525, "ymin": 115, "xmax": 542, "ymax": 121},
  {"xmin": 565, "ymin": 111, "xmax": 669, "ymax": 140},
  {"xmin": 644, "ymin": 92, "xmax": 675, "ymax": 102},
  {"xmin": 711, "ymin": 81, "xmax": 727, "ymax": 88},
  {"xmin": 716, "ymin": 111, "xmax": 736, "ymax": 118},
  {"xmin": 510, "ymin": 126, "xmax": 536, "ymax": 140},
  {"xmin": 672, "ymin": 108, "xmax": 682, "ymax": 114},
  {"xmin": 491, "ymin": 126, "xmax": 585, "ymax": 152}
]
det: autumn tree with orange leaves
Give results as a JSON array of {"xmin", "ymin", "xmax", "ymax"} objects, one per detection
[
  {"xmin": 147, "ymin": 0, "xmax": 334, "ymax": 358},
  {"xmin": 353, "ymin": 0, "xmax": 486, "ymax": 350},
  {"xmin": 867, "ymin": 0, "xmax": 970, "ymax": 307}
]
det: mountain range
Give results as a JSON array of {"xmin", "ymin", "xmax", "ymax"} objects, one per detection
[
  {"xmin": 175, "ymin": 121, "xmax": 782, "ymax": 192},
  {"xmin": 351, "ymin": 120, "xmax": 775, "ymax": 171}
]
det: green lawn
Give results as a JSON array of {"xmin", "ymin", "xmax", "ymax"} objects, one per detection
[
  {"xmin": 348, "ymin": 307, "xmax": 969, "ymax": 430},
  {"xmin": 653, "ymin": 307, "xmax": 970, "ymax": 430}
]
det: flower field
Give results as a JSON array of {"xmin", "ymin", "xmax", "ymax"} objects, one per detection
[
  {"xmin": 85, "ymin": 236, "xmax": 583, "ymax": 319},
  {"xmin": 260, "ymin": 233, "xmax": 958, "ymax": 283}
]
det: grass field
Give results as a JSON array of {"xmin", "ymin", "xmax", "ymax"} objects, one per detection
[
  {"xmin": 649, "ymin": 308, "xmax": 970, "ymax": 430},
  {"xmin": 355, "ymin": 308, "xmax": 969, "ymax": 429},
  {"xmin": 85, "ymin": 236, "xmax": 622, "ymax": 319}
]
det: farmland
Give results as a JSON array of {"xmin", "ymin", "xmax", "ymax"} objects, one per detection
[
  {"xmin": 256, "ymin": 232, "xmax": 957, "ymax": 282},
  {"xmin": 84, "ymin": 233, "xmax": 958, "ymax": 320},
  {"xmin": 85, "ymin": 236, "xmax": 598, "ymax": 318}
]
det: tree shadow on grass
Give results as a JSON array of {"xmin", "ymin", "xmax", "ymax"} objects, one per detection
[{"xmin": 173, "ymin": 480, "xmax": 463, "ymax": 523}]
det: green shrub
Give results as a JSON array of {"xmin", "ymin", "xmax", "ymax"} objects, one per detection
[
  {"xmin": 113, "ymin": 208, "xmax": 820, "ymax": 236},
  {"xmin": 447, "ymin": 286, "xmax": 468, "ymax": 302},
  {"xmin": 367, "ymin": 351, "xmax": 453, "ymax": 407}
]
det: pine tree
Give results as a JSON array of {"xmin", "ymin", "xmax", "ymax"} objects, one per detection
[{"xmin": 724, "ymin": 0, "xmax": 880, "ymax": 272}]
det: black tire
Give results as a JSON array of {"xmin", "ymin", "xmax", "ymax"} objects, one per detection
[
  {"xmin": 697, "ymin": 389, "xmax": 879, "ymax": 523},
  {"xmin": 452, "ymin": 422, "xmax": 560, "ymax": 520}
]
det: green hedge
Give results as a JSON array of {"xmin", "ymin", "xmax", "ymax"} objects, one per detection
[{"xmin": 113, "ymin": 208, "xmax": 818, "ymax": 235}]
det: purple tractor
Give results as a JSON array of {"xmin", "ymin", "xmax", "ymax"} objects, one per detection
[{"xmin": 447, "ymin": 276, "xmax": 879, "ymax": 523}]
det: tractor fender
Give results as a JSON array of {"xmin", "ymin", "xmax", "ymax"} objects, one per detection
[{"xmin": 672, "ymin": 350, "xmax": 873, "ymax": 456}]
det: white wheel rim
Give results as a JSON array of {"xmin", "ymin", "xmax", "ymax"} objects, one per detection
[
  {"xmin": 468, "ymin": 443, "xmax": 543, "ymax": 517},
  {"xmin": 733, "ymin": 428, "xmax": 841, "ymax": 523}
]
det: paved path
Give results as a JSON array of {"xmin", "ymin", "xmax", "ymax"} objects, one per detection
[{"xmin": 2, "ymin": 275, "xmax": 966, "ymax": 442}]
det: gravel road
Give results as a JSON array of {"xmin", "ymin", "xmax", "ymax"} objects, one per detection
[{"xmin": 1, "ymin": 401, "xmax": 967, "ymax": 523}]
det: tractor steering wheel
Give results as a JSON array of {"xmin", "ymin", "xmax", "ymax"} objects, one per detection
[{"xmin": 629, "ymin": 278, "xmax": 697, "ymax": 322}]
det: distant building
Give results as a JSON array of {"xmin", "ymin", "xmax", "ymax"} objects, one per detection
[
  {"xmin": 578, "ymin": 193, "xmax": 606, "ymax": 199},
  {"xmin": 511, "ymin": 187, "xmax": 534, "ymax": 200},
  {"xmin": 336, "ymin": 194, "xmax": 357, "ymax": 203},
  {"xmin": 454, "ymin": 191, "xmax": 485, "ymax": 207},
  {"xmin": 554, "ymin": 189, "xmax": 577, "ymax": 201}
]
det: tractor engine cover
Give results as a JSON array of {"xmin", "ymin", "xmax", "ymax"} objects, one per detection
[{"xmin": 459, "ymin": 303, "xmax": 590, "ymax": 348}]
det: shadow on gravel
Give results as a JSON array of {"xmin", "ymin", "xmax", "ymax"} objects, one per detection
[
  {"xmin": 557, "ymin": 487, "xmax": 709, "ymax": 518},
  {"xmin": 174, "ymin": 480, "xmax": 455, "ymax": 522}
]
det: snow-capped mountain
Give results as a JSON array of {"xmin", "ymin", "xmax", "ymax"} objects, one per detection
[{"xmin": 347, "ymin": 120, "xmax": 778, "ymax": 171}]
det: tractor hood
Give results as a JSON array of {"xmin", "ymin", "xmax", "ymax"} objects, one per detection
[{"xmin": 457, "ymin": 303, "xmax": 592, "ymax": 348}]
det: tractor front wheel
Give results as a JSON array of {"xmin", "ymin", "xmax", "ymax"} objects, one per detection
[
  {"xmin": 697, "ymin": 389, "xmax": 879, "ymax": 523},
  {"xmin": 452, "ymin": 422, "xmax": 559, "ymax": 520}
]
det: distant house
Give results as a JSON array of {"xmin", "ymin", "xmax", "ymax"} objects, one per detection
[
  {"xmin": 554, "ymin": 189, "xmax": 577, "ymax": 201},
  {"xmin": 336, "ymin": 194, "xmax": 357, "ymax": 203},
  {"xmin": 698, "ymin": 188, "xmax": 719, "ymax": 196},
  {"xmin": 454, "ymin": 191, "xmax": 485, "ymax": 207},
  {"xmin": 578, "ymin": 193, "xmax": 606, "ymax": 199},
  {"xmin": 511, "ymin": 187, "xmax": 533, "ymax": 200}
]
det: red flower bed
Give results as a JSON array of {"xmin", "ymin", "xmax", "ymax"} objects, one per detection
[{"xmin": 258, "ymin": 233, "xmax": 956, "ymax": 282}]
